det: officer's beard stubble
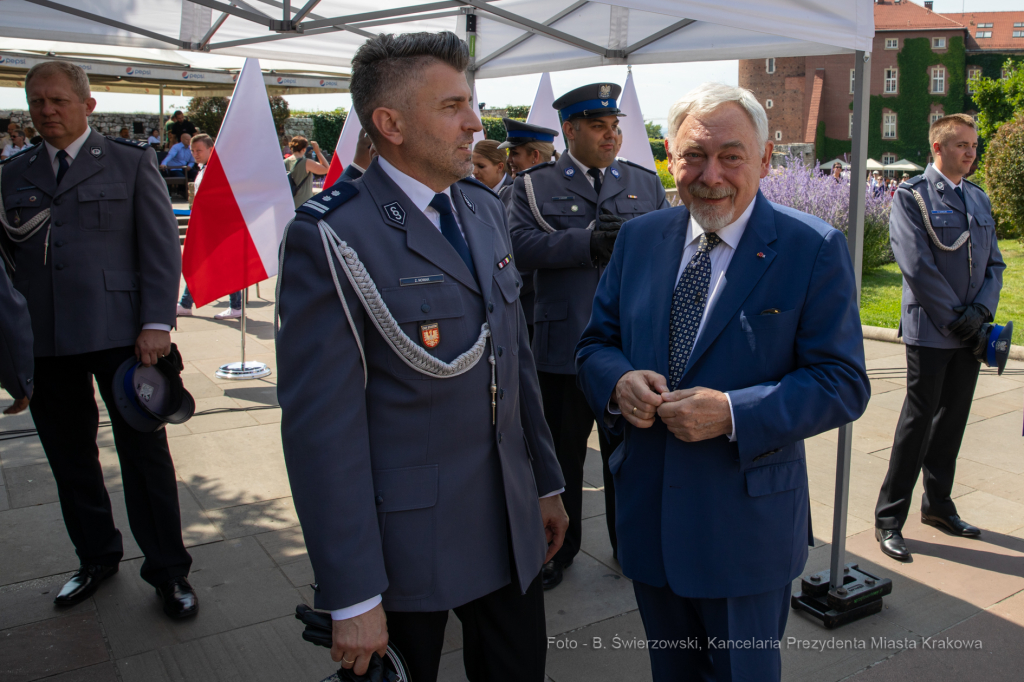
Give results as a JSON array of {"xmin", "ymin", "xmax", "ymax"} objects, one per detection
[{"xmin": 407, "ymin": 125, "xmax": 477, "ymax": 186}]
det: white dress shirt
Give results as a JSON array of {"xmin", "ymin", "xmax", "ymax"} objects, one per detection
[
  {"xmin": 193, "ymin": 164, "xmax": 206, "ymax": 191},
  {"xmin": 607, "ymin": 197, "xmax": 757, "ymax": 442},
  {"xmin": 44, "ymin": 127, "xmax": 171, "ymax": 332},
  {"xmin": 331, "ymin": 156, "xmax": 561, "ymax": 621},
  {"xmin": 932, "ymin": 165, "xmax": 964, "ymax": 195},
  {"xmin": 567, "ymin": 150, "xmax": 605, "ymax": 187}
]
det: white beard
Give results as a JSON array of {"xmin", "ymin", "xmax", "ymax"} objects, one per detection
[{"xmin": 689, "ymin": 200, "xmax": 734, "ymax": 232}]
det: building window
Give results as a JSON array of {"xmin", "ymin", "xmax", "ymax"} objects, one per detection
[
  {"xmin": 850, "ymin": 69, "xmax": 856, "ymax": 94},
  {"xmin": 766, "ymin": 58, "xmax": 775, "ymax": 74},
  {"xmin": 930, "ymin": 111, "xmax": 943, "ymax": 125},
  {"xmin": 976, "ymin": 31, "xmax": 992, "ymax": 38},
  {"xmin": 1015, "ymin": 22, "xmax": 1024, "ymax": 27},
  {"xmin": 933, "ymin": 37, "xmax": 946, "ymax": 49},
  {"xmin": 883, "ymin": 113, "xmax": 897, "ymax": 139},
  {"xmin": 885, "ymin": 38, "xmax": 898, "ymax": 49},
  {"xmin": 882, "ymin": 153, "xmax": 896, "ymax": 165},
  {"xmin": 775, "ymin": 130, "xmax": 782, "ymax": 141},
  {"xmin": 884, "ymin": 68, "xmax": 898, "ymax": 94},
  {"xmin": 1014, "ymin": 31, "xmax": 1024, "ymax": 38},
  {"xmin": 849, "ymin": 113, "xmax": 854, "ymax": 139},
  {"xmin": 967, "ymin": 67, "xmax": 981, "ymax": 93},
  {"xmin": 977, "ymin": 23, "xmax": 993, "ymax": 28},
  {"xmin": 766, "ymin": 99, "xmax": 774, "ymax": 109},
  {"xmin": 931, "ymin": 66, "xmax": 946, "ymax": 94}
]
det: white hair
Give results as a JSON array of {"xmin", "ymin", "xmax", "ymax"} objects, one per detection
[{"xmin": 666, "ymin": 82, "xmax": 768, "ymax": 150}]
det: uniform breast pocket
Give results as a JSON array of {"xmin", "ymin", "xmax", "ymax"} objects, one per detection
[
  {"xmin": 494, "ymin": 265, "xmax": 521, "ymax": 353},
  {"xmin": 380, "ymin": 283, "xmax": 467, "ymax": 380},
  {"xmin": 613, "ymin": 197, "xmax": 654, "ymax": 219},
  {"xmin": 3, "ymin": 192, "xmax": 48, "ymax": 228},
  {"xmin": 541, "ymin": 201, "xmax": 588, "ymax": 230},
  {"xmin": 78, "ymin": 183, "xmax": 129, "ymax": 230}
]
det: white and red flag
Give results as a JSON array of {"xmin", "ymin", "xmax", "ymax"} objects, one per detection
[
  {"xmin": 182, "ymin": 57, "xmax": 294, "ymax": 308},
  {"xmin": 616, "ymin": 70, "xmax": 657, "ymax": 171},
  {"xmin": 322, "ymin": 107, "xmax": 363, "ymax": 187}
]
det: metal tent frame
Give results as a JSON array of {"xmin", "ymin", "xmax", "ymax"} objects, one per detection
[{"xmin": 8, "ymin": 0, "xmax": 878, "ymax": 613}]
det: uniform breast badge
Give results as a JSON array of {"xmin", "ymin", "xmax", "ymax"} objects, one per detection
[
  {"xmin": 420, "ymin": 322, "xmax": 440, "ymax": 348},
  {"xmin": 609, "ymin": 168, "xmax": 620, "ymax": 179}
]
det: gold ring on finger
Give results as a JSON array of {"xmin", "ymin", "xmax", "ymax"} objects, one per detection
[
  {"xmin": 342, "ymin": 657, "xmax": 353, "ymax": 664},
  {"xmin": 632, "ymin": 406, "xmax": 638, "ymax": 416}
]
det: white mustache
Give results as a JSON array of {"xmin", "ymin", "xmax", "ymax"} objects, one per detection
[{"xmin": 689, "ymin": 183, "xmax": 735, "ymax": 200}]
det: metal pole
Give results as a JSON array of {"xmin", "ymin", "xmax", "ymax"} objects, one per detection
[
  {"xmin": 830, "ymin": 49, "xmax": 871, "ymax": 592},
  {"xmin": 159, "ymin": 84, "xmax": 164, "ymax": 144},
  {"xmin": 241, "ymin": 287, "xmax": 247, "ymax": 368}
]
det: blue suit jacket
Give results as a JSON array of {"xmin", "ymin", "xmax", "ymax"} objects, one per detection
[{"xmin": 575, "ymin": 192, "xmax": 870, "ymax": 599}]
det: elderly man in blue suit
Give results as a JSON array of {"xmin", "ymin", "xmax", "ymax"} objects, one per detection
[{"xmin": 576, "ymin": 83, "xmax": 870, "ymax": 681}]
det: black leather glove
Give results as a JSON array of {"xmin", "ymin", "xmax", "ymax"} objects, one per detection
[
  {"xmin": 590, "ymin": 227, "xmax": 618, "ymax": 266},
  {"xmin": 597, "ymin": 208, "xmax": 627, "ymax": 232},
  {"xmin": 968, "ymin": 323, "xmax": 992, "ymax": 364},
  {"xmin": 949, "ymin": 303, "xmax": 992, "ymax": 342}
]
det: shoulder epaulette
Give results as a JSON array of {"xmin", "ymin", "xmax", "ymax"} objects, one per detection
[
  {"xmin": 107, "ymin": 136, "xmax": 149, "ymax": 150},
  {"xmin": 0, "ymin": 146, "xmax": 36, "ymax": 165},
  {"xmin": 296, "ymin": 181, "xmax": 359, "ymax": 219},
  {"xmin": 621, "ymin": 159, "xmax": 658, "ymax": 175},
  {"xmin": 519, "ymin": 160, "xmax": 555, "ymax": 175},
  {"xmin": 899, "ymin": 175, "xmax": 926, "ymax": 190},
  {"xmin": 459, "ymin": 175, "xmax": 498, "ymax": 197},
  {"xmin": 963, "ymin": 177, "xmax": 984, "ymax": 191}
]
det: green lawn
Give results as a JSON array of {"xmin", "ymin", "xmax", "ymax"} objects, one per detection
[{"xmin": 860, "ymin": 239, "xmax": 1023, "ymax": 346}]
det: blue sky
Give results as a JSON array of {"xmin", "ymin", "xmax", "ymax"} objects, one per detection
[{"xmin": 0, "ymin": 1, "xmax": 1015, "ymax": 129}]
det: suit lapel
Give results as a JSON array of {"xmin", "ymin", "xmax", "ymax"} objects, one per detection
[
  {"xmin": 558, "ymin": 154, "xmax": 598, "ymax": 205},
  {"xmin": 21, "ymin": 149, "xmax": 56, "ymax": 198},
  {"xmin": 56, "ymin": 131, "xmax": 105, "ymax": 195},
  {"xmin": 597, "ymin": 162, "xmax": 626, "ymax": 210},
  {"xmin": 452, "ymin": 184, "xmax": 495, "ymax": 299},
  {"xmin": 926, "ymin": 165, "xmax": 966, "ymax": 216},
  {"xmin": 651, "ymin": 207, "xmax": 690, "ymax": 379},
  {"xmin": 361, "ymin": 162, "xmax": 481, "ymax": 293},
  {"xmin": 680, "ymin": 193, "xmax": 778, "ymax": 385}
]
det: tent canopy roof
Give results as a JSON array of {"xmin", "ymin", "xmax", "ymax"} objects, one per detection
[
  {"xmin": 1, "ymin": 1, "xmax": 875, "ymax": 80},
  {"xmin": 884, "ymin": 158, "xmax": 925, "ymax": 171}
]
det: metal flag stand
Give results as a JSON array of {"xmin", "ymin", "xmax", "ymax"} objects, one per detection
[
  {"xmin": 215, "ymin": 287, "xmax": 272, "ymax": 380},
  {"xmin": 790, "ymin": 50, "xmax": 893, "ymax": 629}
]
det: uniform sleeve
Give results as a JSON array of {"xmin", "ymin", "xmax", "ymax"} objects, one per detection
[
  {"xmin": 134, "ymin": 148, "xmax": 181, "ymax": 328},
  {"xmin": 508, "ymin": 175, "xmax": 594, "ymax": 271},
  {"xmin": 0, "ymin": 269, "xmax": 33, "ymax": 401},
  {"xmin": 973, "ymin": 192, "xmax": 1005, "ymax": 316},
  {"xmin": 276, "ymin": 216, "xmax": 389, "ymax": 611},
  {"xmin": 888, "ymin": 187, "xmax": 963, "ymax": 335}
]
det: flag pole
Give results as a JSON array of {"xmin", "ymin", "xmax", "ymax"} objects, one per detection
[{"xmin": 216, "ymin": 287, "xmax": 272, "ymax": 380}]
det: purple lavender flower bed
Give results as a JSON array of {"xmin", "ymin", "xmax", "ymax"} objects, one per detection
[{"xmin": 760, "ymin": 154, "xmax": 894, "ymax": 269}]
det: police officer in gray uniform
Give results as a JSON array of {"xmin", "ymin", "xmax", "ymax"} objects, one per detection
[
  {"xmin": 0, "ymin": 263, "xmax": 33, "ymax": 413},
  {"xmin": 0, "ymin": 61, "xmax": 196, "ymax": 616},
  {"xmin": 276, "ymin": 32, "xmax": 566, "ymax": 682},
  {"xmin": 875, "ymin": 113, "xmax": 1005, "ymax": 561},
  {"xmin": 508, "ymin": 83, "xmax": 668, "ymax": 588}
]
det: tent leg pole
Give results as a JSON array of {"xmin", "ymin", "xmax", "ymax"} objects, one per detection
[{"xmin": 159, "ymin": 85, "xmax": 164, "ymax": 145}]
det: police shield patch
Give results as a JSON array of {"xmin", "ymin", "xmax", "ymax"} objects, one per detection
[
  {"xmin": 383, "ymin": 201, "xmax": 406, "ymax": 225},
  {"xmin": 420, "ymin": 322, "xmax": 440, "ymax": 348}
]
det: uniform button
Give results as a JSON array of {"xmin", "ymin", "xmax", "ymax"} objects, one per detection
[
  {"xmin": 515, "ymin": 281, "xmax": 520, "ymax": 288},
  {"xmin": 55, "ymin": 263, "xmax": 65, "ymax": 270},
  {"xmin": 971, "ymin": 283, "xmax": 977, "ymax": 288},
  {"xmin": 487, "ymin": 302, "xmax": 495, "ymax": 313},
  {"xmin": 421, "ymin": 303, "xmax": 431, "ymax": 313},
  {"xmin": 54, "ymin": 241, "xmax": 64, "ymax": 247},
  {"xmin": 54, "ymin": 197, "xmax": 62, "ymax": 206},
  {"xmin": 499, "ymin": 388, "xmax": 506, "ymax": 399},
  {"xmin": 498, "ymin": 432, "xmax": 503, "ymax": 443},
  {"xmin": 100, "ymin": 191, "xmax": 106, "ymax": 197},
  {"xmin": 497, "ymin": 346, "xmax": 504, "ymax": 357},
  {"xmin": 55, "ymin": 220, "xmax": 63, "ymax": 227},
  {"xmin": 375, "ymin": 495, "xmax": 384, "ymax": 506}
]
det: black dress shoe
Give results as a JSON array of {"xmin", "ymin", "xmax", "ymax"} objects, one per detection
[
  {"xmin": 156, "ymin": 577, "xmax": 199, "ymax": 619},
  {"xmin": 542, "ymin": 559, "xmax": 572, "ymax": 591},
  {"xmin": 54, "ymin": 564, "xmax": 119, "ymax": 606},
  {"xmin": 921, "ymin": 513, "xmax": 981, "ymax": 537},
  {"xmin": 876, "ymin": 528, "xmax": 911, "ymax": 561}
]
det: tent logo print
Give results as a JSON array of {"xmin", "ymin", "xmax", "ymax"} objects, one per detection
[
  {"xmin": 0, "ymin": 57, "xmax": 27, "ymax": 66},
  {"xmin": 181, "ymin": 71, "xmax": 205, "ymax": 80},
  {"xmin": 319, "ymin": 80, "xmax": 338, "ymax": 87},
  {"xmin": 126, "ymin": 67, "xmax": 133, "ymax": 75},
  {"xmin": 277, "ymin": 77, "xmax": 297, "ymax": 85}
]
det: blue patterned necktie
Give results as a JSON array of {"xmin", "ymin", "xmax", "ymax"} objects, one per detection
[
  {"xmin": 669, "ymin": 231, "xmax": 722, "ymax": 388},
  {"xmin": 429, "ymin": 193, "xmax": 476, "ymax": 279}
]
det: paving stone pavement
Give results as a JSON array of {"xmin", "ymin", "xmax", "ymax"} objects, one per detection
[{"xmin": 1, "ymin": 277, "xmax": 1022, "ymax": 681}]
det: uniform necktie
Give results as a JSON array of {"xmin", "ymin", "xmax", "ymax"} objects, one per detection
[
  {"xmin": 587, "ymin": 167, "xmax": 603, "ymax": 195},
  {"xmin": 55, "ymin": 149, "xmax": 70, "ymax": 186},
  {"xmin": 954, "ymin": 184, "xmax": 967, "ymax": 212},
  {"xmin": 669, "ymin": 232, "xmax": 722, "ymax": 388},
  {"xmin": 429, "ymin": 193, "xmax": 476, "ymax": 279}
]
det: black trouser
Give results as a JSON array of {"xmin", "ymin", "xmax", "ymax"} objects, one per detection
[
  {"xmin": 538, "ymin": 371, "xmax": 620, "ymax": 565},
  {"xmin": 875, "ymin": 345, "xmax": 980, "ymax": 531},
  {"xmin": 385, "ymin": 573, "xmax": 546, "ymax": 682},
  {"xmin": 30, "ymin": 346, "xmax": 192, "ymax": 586}
]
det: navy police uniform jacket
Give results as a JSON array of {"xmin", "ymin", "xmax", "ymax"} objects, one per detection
[
  {"xmin": 508, "ymin": 153, "xmax": 668, "ymax": 374},
  {"xmin": 890, "ymin": 165, "xmax": 1004, "ymax": 348},
  {"xmin": 276, "ymin": 158, "xmax": 563, "ymax": 613}
]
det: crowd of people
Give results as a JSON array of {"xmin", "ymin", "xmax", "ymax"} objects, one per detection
[{"xmin": 0, "ymin": 30, "xmax": 1007, "ymax": 682}]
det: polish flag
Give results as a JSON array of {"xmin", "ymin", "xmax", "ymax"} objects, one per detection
[
  {"xmin": 323, "ymin": 107, "xmax": 362, "ymax": 187},
  {"xmin": 616, "ymin": 70, "xmax": 657, "ymax": 171},
  {"xmin": 182, "ymin": 58, "xmax": 294, "ymax": 308}
]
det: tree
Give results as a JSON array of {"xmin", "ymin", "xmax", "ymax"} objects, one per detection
[
  {"xmin": 645, "ymin": 120, "xmax": 663, "ymax": 139},
  {"xmin": 308, "ymin": 109, "xmax": 348, "ymax": 154},
  {"xmin": 185, "ymin": 96, "xmax": 229, "ymax": 137},
  {"xmin": 970, "ymin": 58, "xmax": 1024, "ymax": 139},
  {"xmin": 983, "ymin": 112, "xmax": 1024, "ymax": 241},
  {"xmin": 268, "ymin": 95, "xmax": 291, "ymax": 136}
]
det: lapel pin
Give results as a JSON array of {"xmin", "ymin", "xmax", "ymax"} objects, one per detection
[
  {"xmin": 936, "ymin": 181, "xmax": 944, "ymax": 190},
  {"xmin": 29, "ymin": 195, "xmax": 37, "ymax": 202},
  {"xmin": 29, "ymin": 155, "xmax": 38, "ymax": 163},
  {"xmin": 90, "ymin": 147, "xmax": 102, "ymax": 157},
  {"xmin": 627, "ymin": 194, "xmax": 638, "ymax": 199},
  {"xmin": 757, "ymin": 252, "xmax": 765, "ymax": 258},
  {"xmin": 564, "ymin": 167, "xmax": 575, "ymax": 178},
  {"xmin": 610, "ymin": 167, "xmax": 620, "ymax": 179},
  {"xmin": 383, "ymin": 201, "xmax": 406, "ymax": 225},
  {"xmin": 461, "ymin": 189, "xmax": 475, "ymax": 213}
]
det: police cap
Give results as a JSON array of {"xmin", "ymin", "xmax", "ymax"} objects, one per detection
[
  {"xmin": 552, "ymin": 83, "xmax": 624, "ymax": 122},
  {"xmin": 497, "ymin": 118, "xmax": 559, "ymax": 150},
  {"xmin": 112, "ymin": 345, "xmax": 195, "ymax": 432}
]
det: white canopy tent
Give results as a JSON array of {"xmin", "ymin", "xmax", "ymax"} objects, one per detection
[{"xmin": 0, "ymin": 0, "xmax": 880, "ymax": 612}]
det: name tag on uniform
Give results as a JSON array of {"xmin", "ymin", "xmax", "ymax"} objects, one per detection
[
  {"xmin": 400, "ymin": 274, "xmax": 444, "ymax": 286},
  {"xmin": 931, "ymin": 210, "xmax": 954, "ymax": 214}
]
